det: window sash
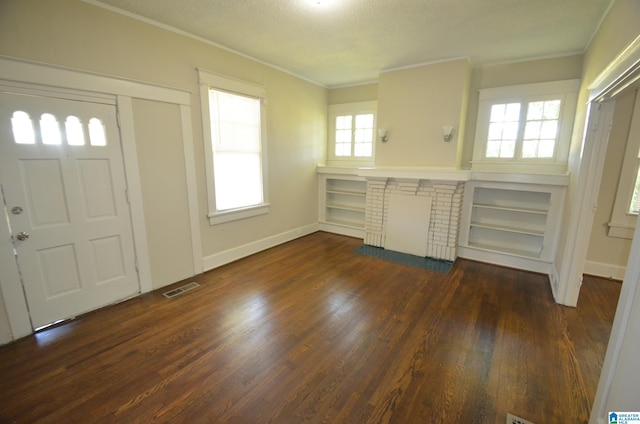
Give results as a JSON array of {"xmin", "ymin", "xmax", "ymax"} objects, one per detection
[
  {"xmin": 328, "ymin": 101, "xmax": 377, "ymax": 164},
  {"xmin": 209, "ymin": 89, "xmax": 263, "ymax": 212},
  {"xmin": 198, "ymin": 69, "xmax": 269, "ymax": 225},
  {"xmin": 213, "ymin": 152, "xmax": 263, "ymax": 211},
  {"xmin": 472, "ymin": 80, "xmax": 580, "ymax": 173},
  {"xmin": 484, "ymin": 98, "xmax": 562, "ymax": 161},
  {"xmin": 333, "ymin": 113, "xmax": 374, "ymax": 158}
]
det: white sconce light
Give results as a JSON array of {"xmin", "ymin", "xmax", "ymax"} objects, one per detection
[
  {"xmin": 378, "ymin": 129, "xmax": 388, "ymax": 143},
  {"xmin": 443, "ymin": 126, "xmax": 454, "ymax": 142}
]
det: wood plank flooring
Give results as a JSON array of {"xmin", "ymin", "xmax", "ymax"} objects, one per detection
[{"xmin": 0, "ymin": 232, "xmax": 620, "ymax": 423}]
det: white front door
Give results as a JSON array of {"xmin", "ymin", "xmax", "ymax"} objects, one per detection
[{"xmin": 0, "ymin": 91, "xmax": 139, "ymax": 329}]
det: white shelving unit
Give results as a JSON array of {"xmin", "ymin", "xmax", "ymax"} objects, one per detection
[
  {"xmin": 319, "ymin": 174, "xmax": 366, "ymax": 238},
  {"xmin": 458, "ymin": 180, "xmax": 566, "ymax": 273}
]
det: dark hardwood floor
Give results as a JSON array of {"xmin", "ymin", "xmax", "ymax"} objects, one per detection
[{"xmin": 0, "ymin": 232, "xmax": 620, "ymax": 423}]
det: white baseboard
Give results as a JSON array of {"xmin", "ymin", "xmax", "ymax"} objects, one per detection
[
  {"xmin": 457, "ymin": 245, "xmax": 552, "ymax": 275},
  {"xmin": 318, "ymin": 221, "xmax": 365, "ymax": 239},
  {"xmin": 202, "ymin": 223, "xmax": 319, "ymax": 272},
  {"xmin": 584, "ymin": 260, "xmax": 626, "ymax": 280}
]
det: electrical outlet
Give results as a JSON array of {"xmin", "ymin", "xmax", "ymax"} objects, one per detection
[{"xmin": 507, "ymin": 412, "xmax": 535, "ymax": 424}]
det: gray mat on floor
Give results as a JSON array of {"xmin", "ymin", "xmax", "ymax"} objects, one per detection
[{"xmin": 353, "ymin": 245, "xmax": 453, "ymax": 274}]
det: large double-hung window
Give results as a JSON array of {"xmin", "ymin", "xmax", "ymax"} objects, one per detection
[{"xmin": 199, "ymin": 70, "xmax": 269, "ymax": 225}]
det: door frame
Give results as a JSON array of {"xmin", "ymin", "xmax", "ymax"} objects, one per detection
[
  {"xmin": 556, "ymin": 34, "xmax": 640, "ymax": 307},
  {"xmin": 0, "ymin": 56, "xmax": 202, "ymax": 340},
  {"xmin": 550, "ymin": 33, "xmax": 640, "ymax": 422},
  {"xmin": 585, "ymin": 35, "xmax": 640, "ymax": 423}
]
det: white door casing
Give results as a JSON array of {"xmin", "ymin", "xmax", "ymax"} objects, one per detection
[
  {"xmin": 588, "ymin": 34, "xmax": 640, "ymax": 424},
  {"xmin": 0, "ymin": 58, "xmax": 197, "ymax": 341},
  {"xmin": 0, "ymin": 92, "xmax": 140, "ymax": 329}
]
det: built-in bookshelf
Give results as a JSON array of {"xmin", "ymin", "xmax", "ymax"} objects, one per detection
[
  {"xmin": 458, "ymin": 180, "xmax": 566, "ymax": 273},
  {"xmin": 319, "ymin": 174, "xmax": 366, "ymax": 238}
]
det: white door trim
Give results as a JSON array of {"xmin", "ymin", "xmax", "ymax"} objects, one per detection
[
  {"xmin": 556, "ymin": 101, "xmax": 615, "ymax": 306},
  {"xmin": 0, "ymin": 57, "xmax": 202, "ymax": 341},
  {"xmin": 180, "ymin": 104, "xmax": 203, "ymax": 274},
  {"xmin": 0, "ymin": 56, "xmax": 190, "ymax": 105},
  {"xmin": 0, "ymin": 184, "xmax": 33, "ymax": 339},
  {"xmin": 588, "ymin": 34, "xmax": 640, "ymax": 103},
  {"xmin": 555, "ymin": 34, "xmax": 640, "ymax": 307},
  {"xmin": 587, "ymin": 34, "xmax": 640, "ymax": 424},
  {"xmin": 115, "ymin": 96, "xmax": 153, "ymax": 293}
]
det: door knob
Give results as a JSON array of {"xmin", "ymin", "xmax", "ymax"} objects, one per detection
[{"xmin": 16, "ymin": 231, "xmax": 29, "ymax": 241}]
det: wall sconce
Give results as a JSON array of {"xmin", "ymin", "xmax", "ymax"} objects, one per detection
[
  {"xmin": 443, "ymin": 126, "xmax": 454, "ymax": 142},
  {"xmin": 378, "ymin": 129, "xmax": 388, "ymax": 143}
]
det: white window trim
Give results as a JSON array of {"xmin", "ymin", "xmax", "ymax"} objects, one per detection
[
  {"xmin": 327, "ymin": 101, "xmax": 377, "ymax": 166},
  {"xmin": 608, "ymin": 88, "xmax": 640, "ymax": 239},
  {"xmin": 471, "ymin": 79, "xmax": 580, "ymax": 173},
  {"xmin": 198, "ymin": 69, "xmax": 270, "ymax": 225}
]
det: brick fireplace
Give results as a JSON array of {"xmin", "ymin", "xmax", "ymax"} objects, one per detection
[{"xmin": 363, "ymin": 178, "xmax": 464, "ymax": 262}]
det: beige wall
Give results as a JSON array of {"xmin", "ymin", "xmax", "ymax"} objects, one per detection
[
  {"xmin": 328, "ymin": 83, "xmax": 379, "ymax": 105},
  {"xmin": 131, "ymin": 99, "xmax": 195, "ymax": 287},
  {"xmin": 582, "ymin": 0, "xmax": 640, "ymax": 88},
  {"xmin": 376, "ymin": 59, "xmax": 471, "ymax": 168},
  {"xmin": 0, "ymin": 0, "xmax": 327, "ymax": 295}
]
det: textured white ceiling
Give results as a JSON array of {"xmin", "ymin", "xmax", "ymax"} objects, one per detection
[{"xmin": 87, "ymin": 0, "xmax": 613, "ymax": 87}]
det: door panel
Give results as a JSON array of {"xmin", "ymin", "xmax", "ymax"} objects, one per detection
[
  {"xmin": 21, "ymin": 159, "xmax": 70, "ymax": 227},
  {"xmin": 78, "ymin": 159, "xmax": 117, "ymax": 219},
  {"xmin": 0, "ymin": 92, "xmax": 139, "ymax": 329},
  {"xmin": 37, "ymin": 244, "xmax": 82, "ymax": 297},
  {"xmin": 91, "ymin": 235, "xmax": 126, "ymax": 284}
]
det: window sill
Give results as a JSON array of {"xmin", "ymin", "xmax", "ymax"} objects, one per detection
[
  {"xmin": 208, "ymin": 204, "xmax": 270, "ymax": 225},
  {"xmin": 326, "ymin": 159, "xmax": 374, "ymax": 168},
  {"xmin": 608, "ymin": 222, "xmax": 636, "ymax": 239}
]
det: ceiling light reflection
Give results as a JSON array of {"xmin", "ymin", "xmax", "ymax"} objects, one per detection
[{"xmin": 306, "ymin": 0, "xmax": 338, "ymax": 9}]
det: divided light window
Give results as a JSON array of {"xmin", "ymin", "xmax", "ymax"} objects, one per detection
[
  {"xmin": 335, "ymin": 113, "xmax": 374, "ymax": 157},
  {"xmin": 486, "ymin": 99, "xmax": 561, "ymax": 159},
  {"xmin": 472, "ymin": 80, "xmax": 580, "ymax": 173},
  {"xmin": 10, "ymin": 111, "xmax": 107, "ymax": 146},
  {"xmin": 199, "ymin": 70, "xmax": 269, "ymax": 225},
  {"xmin": 328, "ymin": 101, "xmax": 377, "ymax": 164}
]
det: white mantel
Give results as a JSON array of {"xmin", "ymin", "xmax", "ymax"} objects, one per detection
[
  {"xmin": 317, "ymin": 165, "xmax": 468, "ymax": 182},
  {"xmin": 356, "ymin": 167, "xmax": 470, "ymax": 182},
  {"xmin": 317, "ymin": 165, "xmax": 569, "ymax": 186}
]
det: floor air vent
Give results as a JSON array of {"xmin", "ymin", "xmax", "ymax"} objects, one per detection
[
  {"xmin": 507, "ymin": 413, "xmax": 535, "ymax": 424},
  {"xmin": 163, "ymin": 282, "xmax": 200, "ymax": 299}
]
